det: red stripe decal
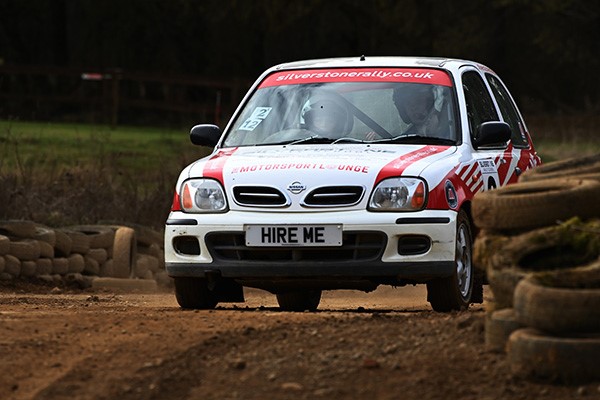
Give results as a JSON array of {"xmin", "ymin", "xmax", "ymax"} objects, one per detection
[
  {"xmin": 202, "ymin": 148, "xmax": 238, "ymax": 184},
  {"xmin": 495, "ymin": 144, "xmax": 514, "ymax": 185},
  {"xmin": 375, "ymin": 146, "xmax": 449, "ymax": 184}
]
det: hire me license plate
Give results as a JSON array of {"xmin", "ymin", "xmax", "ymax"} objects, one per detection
[{"xmin": 245, "ymin": 224, "xmax": 342, "ymax": 247}]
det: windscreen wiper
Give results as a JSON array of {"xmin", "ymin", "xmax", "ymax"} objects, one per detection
[
  {"xmin": 271, "ymin": 135, "xmax": 336, "ymax": 145},
  {"xmin": 331, "ymin": 137, "xmax": 369, "ymax": 144},
  {"xmin": 375, "ymin": 134, "xmax": 456, "ymax": 146}
]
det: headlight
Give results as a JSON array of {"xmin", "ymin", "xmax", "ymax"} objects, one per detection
[
  {"xmin": 180, "ymin": 179, "xmax": 228, "ymax": 213},
  {"xmin": 368, "ymin": 177, "xmax": 427, "ymax": 211}
]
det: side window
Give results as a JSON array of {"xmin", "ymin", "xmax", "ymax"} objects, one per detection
[
  {"xmin": 462, "ymin": 71, "xmax": 498, "ymax": 139},
  {"xmin": 486, "ymin": 74, "xmax": 529, "ymax": 148}
]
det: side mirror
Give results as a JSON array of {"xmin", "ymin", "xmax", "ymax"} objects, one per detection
[
  {"xmin": 473, "ymin": 121, "xmax": 511, "ymax": 148},
  {"xmin": 190, "ymin": 124, "xmax": 222, "ymax": 147}
]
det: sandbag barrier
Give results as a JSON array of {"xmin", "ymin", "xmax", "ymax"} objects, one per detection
[
  {"xmin": 0, "ymin": 220, "xmax": 172, "ymax": 289},
  {"xmin": 472, "ymin": 153, "xmax": 600, "ymax": 385}
]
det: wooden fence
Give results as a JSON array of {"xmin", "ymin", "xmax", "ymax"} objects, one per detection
[{"xmin": 0, "ymin": 64, "xmax": 250, "ymax": 128}]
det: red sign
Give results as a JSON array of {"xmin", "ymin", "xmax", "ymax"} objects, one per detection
[{"xmin": 260, "ymin": 68, "xmax": 452, "ymax": 88}]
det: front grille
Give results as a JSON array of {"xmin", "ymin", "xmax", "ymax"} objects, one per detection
[
  {"xmin": 232, "ymin": 186, "xmax": 289, "ymax": 207},
  {"xmin": 206, "ymin": 231, "xmax": 385, "ymax": 262},
  {"xmin": 303, "ymin": 186, "xmax": 364, "ymax": 207}
]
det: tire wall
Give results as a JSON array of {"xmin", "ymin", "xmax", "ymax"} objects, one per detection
[
  {"xmin": 0, "ymin": 220, "xmax": 171, "ymax": 288},
  {"xmin": 472, "ymin": 154, "xmax": 600, "ymax": 384}
]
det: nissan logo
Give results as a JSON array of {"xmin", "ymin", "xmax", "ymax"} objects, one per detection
[{"xmin": 287, "ymin": 181, "xmax": 306, "ymax": 194}]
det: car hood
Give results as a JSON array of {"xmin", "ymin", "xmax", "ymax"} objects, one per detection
[{"xmin": 186, "ymin": 144, "xmax": 457, "ymax": 210}]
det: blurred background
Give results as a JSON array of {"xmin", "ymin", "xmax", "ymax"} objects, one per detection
[{"xmin": 1, "ymin": 0, "xmax": 599, "ymax": 128}]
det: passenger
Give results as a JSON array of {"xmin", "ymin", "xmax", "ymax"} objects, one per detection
[{"xmin": 302, "ymin": 94, "xmax": 353, "ymax": 138}]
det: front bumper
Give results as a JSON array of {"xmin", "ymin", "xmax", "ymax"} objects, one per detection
[{"xmin": 164, "ymin": 209, "xmax": 458, "ymax": 282}]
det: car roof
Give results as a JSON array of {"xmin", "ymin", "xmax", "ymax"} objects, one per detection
[{"xmin": 268, "ymin": 56, "xmax": 496, "ymax": 76}]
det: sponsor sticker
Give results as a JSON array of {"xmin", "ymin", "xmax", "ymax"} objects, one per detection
[
  {"xmin": 477, "ymin": 159, "xmax": 496, "ymax": 174},
  {"xmin": 259, "ymin": 68, "xmax": 453, "ymax": 88}
]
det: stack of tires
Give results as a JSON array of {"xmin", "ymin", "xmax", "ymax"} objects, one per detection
[
  {"xmin": 472, "ymin": 153, "xmax": 600, "ymax": 384},
  {"xmin": 0, "ymin": 220, "xmax": 170, "ymax": 289}
]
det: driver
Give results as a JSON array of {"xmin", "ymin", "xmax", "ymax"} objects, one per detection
[
  {"xmin": 393, "ymin": 84, "xmax": 443, "ymax": 136},
  {"xmin": 302, "ymin": 94, "xmax": 353, "ymax": 138},
  {"xmin": 364, "ymin": 84, "xmax": 445, "ymax": 140}
]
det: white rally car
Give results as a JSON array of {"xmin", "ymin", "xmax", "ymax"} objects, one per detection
[{"xmin": 165, "ymin": 56, "xmax": 541, "ymax": 312}]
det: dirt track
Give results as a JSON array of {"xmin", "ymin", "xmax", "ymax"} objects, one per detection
[{"xmin": 0, "ymin": 283, "xmax": 595, "ymax": 400}]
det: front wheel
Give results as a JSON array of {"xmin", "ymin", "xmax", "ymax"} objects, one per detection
[
  {"xmin": 427, "ymin": 210, "xmax": 474, "ymax": 312},
  {"xmin": 276, "ymin": 290, "xmax": 322, "ymax": 312},
  {"xmin": 174, "ymin": 277, "xmax": 218, "ymax": 309}
]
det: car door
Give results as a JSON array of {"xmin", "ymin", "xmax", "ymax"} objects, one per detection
[
  {"xmin": 460, "ymin": 69, "xmax": 508, "ymax": 192},
  {"xmin": 485, "ymin": 73, "xmax": 541, "ymax": 184}
]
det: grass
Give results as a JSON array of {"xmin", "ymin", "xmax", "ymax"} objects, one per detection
[
  {"xmin": 534, "ymin": 139, "xmax": 600, "ymax": 163},
  {"xmin": 0, "ymin": 120, "xmax": 212, "ymax": 229},
  {"xmin": 526, "ymin": 115, "xmax": 600, "ymax": 162},
  {"xmin": 0, "ymin": 120, "xmax": 208, "ymax": 178}
]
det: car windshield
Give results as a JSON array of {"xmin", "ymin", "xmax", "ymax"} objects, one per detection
[{"xmin": 223, "ymin": 68, "xmax": 458, "ymax": 147}]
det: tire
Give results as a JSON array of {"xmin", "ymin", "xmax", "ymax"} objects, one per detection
[
  {"xmin": 38, "ymin": 240, "xmax": 54, "ymax": 259},
  {"xmin": 60, "ymin": 229, "xmax": 91, "ymax": 255},
  {"xmin": 20, "ymin": 260, "xmax": 37, "ymax": 277},
  {"xmin": 69, "ymin": 225, "xmax": 115, "ymax": 249},
  {"xmin": 276, "ymin": 290, "xmax": 322, "ymax": 311},
  {"xmin": 485, "ymin": 267, "xmax": 528, "ymax": 309},
  {"xmin": 519, "ymin": 153, "xmax": 600, "ymax": 183},
  {"xmin": 87, "ymin": 248, "xmax": 108, "ymax": 264},
  {"xmin": 8, "ymin": 238, "xmax": 41, "ymax": 261},
  {"xmin": 53, "ymin": 229, "xmax": 72, "ymax": 257},
  {"xmin": 83, "ymin": 256, "xmax": 100, "ymax": 276},
  {"xmin": 174, "ymin": 277, "xmax": 218, "ymax": 309},
  {"xmin": 52, "ymin": 257, "xmax": 70, "ymax": 275},
  {"xmin": 472, "ymin": 230, "xmax": 510, "ymax": 272},
  {"xmin": 33, "ymin": 225, "xmax": 56, "ymax": 246},
  {"xmin": 513, "ymin": 276, "xmax": 600, "ymax": 334},
  {"xmin": 4, "ymin": 254, "xmax": 21, "ymax": 277},
  {"xmin": 35, "ymin": 258, "xmax": 53, "ymax": 275},
  {"xmin": 0, "ymin": 235, "xmax": 10, "ymax": 256},
  {"xmin": 472, "ymin": 178, "xmax": 600, "ymax": 231},
  {"xmin": 67, "ymin": 253, "xmax": 85, "ymax": 273},
  {"xmin": 99, "ymin": 259, "xmax": 114, "ymax": 277},
  {"xmin": 112, "ymin": 227, "xmax": 137, "ymax": 278},
  {"xmin": 488, "ymin": 221, "xmax": 600, "ymax": 272},
  {"xmin": 485, "ymin": 308, "xmax": 523, "ymax": 353},
  {"xmin": 0, "ymin": 220, "xmax": 36, "ymax": 238},
  {"xmin": 508, "ymin": 328, "xmax": 600, "ymax": 384},
  {"xmin": 530, "ymin": 261, "xmax": 600, "ymax": 289},
  {"xmin": 427, "ymin": 210, "xmax": 474, "ymax": 312}
]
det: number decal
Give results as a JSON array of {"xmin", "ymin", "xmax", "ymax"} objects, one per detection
[{"xmin": 239, "ymin": 107, "xmax": 272, "ymax": 131}]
